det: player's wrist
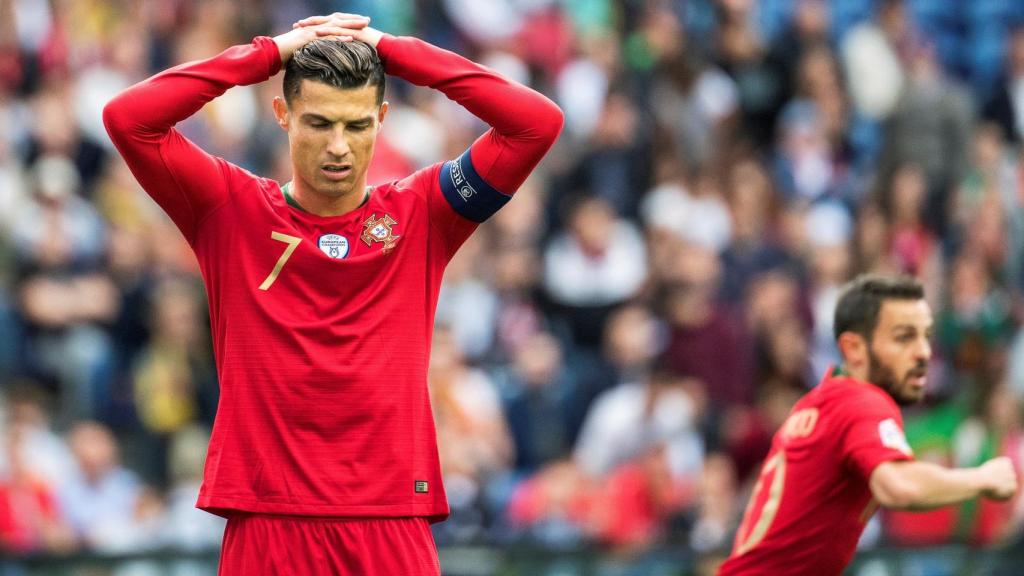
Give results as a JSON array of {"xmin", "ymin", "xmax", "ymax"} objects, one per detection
[
  {"xmin": 359, "ymin": 27, "xmax": 384, "ymax": 49},
  {"xmin": 973, "ymin": 468, "xmax": 997, "ymax": 497},
  {"xmin": 272, "ymin": 30, "xmax": 305, "ymax": 64}
]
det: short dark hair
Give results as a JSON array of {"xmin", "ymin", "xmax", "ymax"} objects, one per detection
[
  {"xmin": 283, "ymin": 39, "xmax": 385, "ymax": 106},
  {"xmin": 833, "ymin": 274, "xmax": 925, "ymax": 342}
]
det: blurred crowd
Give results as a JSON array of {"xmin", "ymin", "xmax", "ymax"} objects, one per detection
[{"xmin": 1, "ymin": 0, "xmax": 1024, "ymax": 564}]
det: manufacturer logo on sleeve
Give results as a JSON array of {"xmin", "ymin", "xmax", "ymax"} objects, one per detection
[
  {"xmin": 317, "ymin": 234, "xmax": 349, "ymax": 259},
  {"xmin": 878, "ymin": 418, "xmax": 913, "ymax": 456},
  {"xmin": 361, "ymin": 213, "xmax": 401, "ymax": 252}
]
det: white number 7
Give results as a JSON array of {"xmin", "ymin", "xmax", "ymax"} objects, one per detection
[{"xmin": 258, "ymin": 231, "xmax": 302, "ymax": 291}]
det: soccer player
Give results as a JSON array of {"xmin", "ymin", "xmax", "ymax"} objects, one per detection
[
  {"xmin": 103, "ymin": 13, "xmax": 562, "ymax": 575},
  {"xmin": 719, "ymin": 275, "xmax": 1018, "ymax": 575}
]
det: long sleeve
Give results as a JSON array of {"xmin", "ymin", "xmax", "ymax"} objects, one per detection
[
  {"xmin": 103, "ymin": 36, "xmax": 282, "ymax": 242},
  {"xmin": 376, "ymin": 34, "xmax": 563, "ymax": 199}
]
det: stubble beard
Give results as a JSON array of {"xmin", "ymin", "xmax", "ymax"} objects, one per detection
[{"xmin": 867, "ymin": 346, "xmax": 926, "ymax": 407}]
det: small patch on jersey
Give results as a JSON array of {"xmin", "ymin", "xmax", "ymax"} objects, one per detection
[
  {"xmin": 414, "ymin": 480, "xmax": 429, "ymax": 494},
  {"xmin": 317, "ymin": 234, "xmax": 349, "ymax": 259},
  {"xmin": 361, "ymin": 213, "xmax": 400, "ymax": 252},
  {"xmin": 878, "ymin": 418, "xmax": 913, "ymax": 456}
]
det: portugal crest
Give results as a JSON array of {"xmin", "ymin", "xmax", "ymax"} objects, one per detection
[{"xmin": 361, "ymin": 213, "xmax": 400, "ymax": 252}]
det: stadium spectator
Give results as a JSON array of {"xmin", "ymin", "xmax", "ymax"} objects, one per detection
[
  {"xmin": 499, "ymin": 331, "xmax": 582, "ymax": 473},
  {"xmin": 661, "ymin": 243, "xmax": 755, "ymax": 409},
  {"xmin": 13, "ymin": 154, "xmax": 117, "ymax": 423},
  {"xmin": 640, "ymin": 165, "xmax": 733, "ymax": 254},
  {"xmin": 880, "ymin": 41, "xmax": 974, "ymax": 234},
  {"xmin": 574, "ymin": 368, "xmax": 703, "ymax": 482},
  {"xmin": 429, "ymin": 327, "xmax": 514, "ymax": 542},
  {"xmin": 713, "ymin": 0, "xmax": 790, "ymax": 150},
  {"xmin": 129, "ymin": 278, "xmax": 216, "ymax": 486},
  {"xmin": 983, "ymin": 26, "xmax": 1024, "ymax": 144},
  {"xmin": 543, "ymin": 195, "xmax": 647, "ymax": 347},
  {"xmin": 505, "ymin": 458, "xmax": 597, "ymax": 547},
  {"xmin": 57, "ymin": 421, "xmax": 143, "ymax": 549},
  {"xmin": 0, "ymin": 382, "xmax": 75, "ymax": 488},
  {"xmin": 435, "ymin": 235, "xmax": 499, "ymax": 362},
  {"xmin": 0, "ymin": 438, "xmax": 68, "ymax": 554},
  {"xmin": 689, "ymin": 452, "xmax": 739, "ymax": 554}
]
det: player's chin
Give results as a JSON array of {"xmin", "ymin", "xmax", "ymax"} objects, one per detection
[
  {"xmin": 898, "ymin": 383, "xmax": 927, "ymax": 405},
  {"xmin": 315, "ymin": 178, "xmax": 353, "ymax": 197}
]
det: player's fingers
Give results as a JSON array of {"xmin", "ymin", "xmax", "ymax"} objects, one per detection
[
  {"xmin": 296, "ymin": 19, "xmax": 368, "ymax": 32},
  {"xmin": 314, "ymin": 27, "xmax": 357, "ymax": 40},
  {"xmin": 295, "ymin": 14, "xmax": 369, "ymax": 28}
]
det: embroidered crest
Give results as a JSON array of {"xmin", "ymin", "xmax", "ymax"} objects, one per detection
[
  {"xmin": 361, "ymin": 213, "xmax": 400, "ymax": 252},
  {"xmin": 317, "ymin": 234, "xmax": 349, "ymax": 259}
]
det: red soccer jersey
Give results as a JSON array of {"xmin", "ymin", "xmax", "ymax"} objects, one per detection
[
  {"xmin": 719, "ymin": 372, "xmax": 914, "ymax": 576},
  {"xmin": 103, "ymin": 35, "xmax": 562, "ymax": 520}
]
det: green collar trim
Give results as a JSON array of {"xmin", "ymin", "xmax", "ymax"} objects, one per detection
[
  {"xmin": 281, "ymin": 182, "xmax": 305, "ymax": 212},
  {"xmin": 281, "ymin": 182, "xmax": 372, "ymax": 214}
]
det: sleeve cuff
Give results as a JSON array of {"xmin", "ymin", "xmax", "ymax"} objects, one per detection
[
  {"xmin": 375, "ymin": 33, "xmax": 397, "ymax": 68},
  {"xmin": 256, "ymin": 36, "xmax": 283, "ymax": 77}
]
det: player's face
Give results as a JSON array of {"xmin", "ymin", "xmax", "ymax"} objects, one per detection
[
  {"xmin": 277, "ymin": 80, "xmax": 387, "ymax": 200},
  {"xmin": 866, "ymin": 299, "xmax": 933, "ymax": 406}
]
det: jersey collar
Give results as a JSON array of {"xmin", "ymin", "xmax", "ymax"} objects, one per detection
[{"xmin": 281, "ymin": 181, "xmax": 372, "ymax": 214}]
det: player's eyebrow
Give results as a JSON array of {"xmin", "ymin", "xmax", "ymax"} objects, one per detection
[
  {"xmin": 890, "ymin": 322, "xmax": 933, "ymax": 335},
  {"xmin": 300, "ymin": 113, "xmax": 374, "ymax": 126},
  {"xmin": 300, "ymin": 113, "xmax": 333, "ymax": 123}
]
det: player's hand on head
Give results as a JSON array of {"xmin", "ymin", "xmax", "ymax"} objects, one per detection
[
  {"xmin": 293, "ymin": 13, "xmax": 384, "ymax": 48},
  {"xmin": 979, "ymin": 456, "xmax": 1018, "ymax": 501},
  {"xmin": 273, "ymin": 14, "xmax": 371, "ymax": 64}
]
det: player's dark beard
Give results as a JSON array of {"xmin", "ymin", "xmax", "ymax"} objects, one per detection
[{"xmin": 866, "ymin": 346, "xmax": 927, "ymax": 406}]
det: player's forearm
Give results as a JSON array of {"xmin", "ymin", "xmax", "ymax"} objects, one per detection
[
  {"xmin": 377, "ymin": 35, "xmax": 561, "ymax": 139},
  {"xmin": 872, "ymin": 460, "xmax": 987, "ymax": 510},
  {"xmin": 376, "ymin": 35, "xmax": 563, "ymax": 191},
  {"xmin": 103, "ymin": 37, "xmax": 281, "ymax": 141}
]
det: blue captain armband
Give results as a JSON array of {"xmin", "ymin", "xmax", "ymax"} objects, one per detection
[{"xmin": 439, "ymin": 148, "xmax": 512, "ymax": 223}]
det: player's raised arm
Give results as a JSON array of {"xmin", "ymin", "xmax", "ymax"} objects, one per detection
[
  {"xmin": 869, "ymin": 457, "xmax": 1018, "ymax": 511},
  {"xmin": 375, "ymin": 32, "xmax": 564, "ymax": 196},
  {"xmin": 296, "ymin": 16, "xmax": 564, "ymax": 217},
  {"xmin": 102, "ymin": 17, "xmax": 370, "ymax": 241}
]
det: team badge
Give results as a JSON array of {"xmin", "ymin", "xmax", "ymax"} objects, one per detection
[
  {"xmin": 317, "ymin": 234, "xmax": 349, "ymax": 259},
  {"xmin": 361, "ymin": 213, "xmax": 400, "ymax": 252}
]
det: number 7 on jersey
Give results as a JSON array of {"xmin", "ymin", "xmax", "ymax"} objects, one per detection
[{"xmin": 259, "ymin": 231, "xmax": 301, "ymax": 291}]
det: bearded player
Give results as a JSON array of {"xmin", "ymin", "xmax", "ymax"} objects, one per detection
[
  {"xmin": 103, "ymin": 13, "xmax": 562, "ymax": 575},
  {"xmin": 719, "ymin": 275, "xmax": 1018, "ymax": 575}
]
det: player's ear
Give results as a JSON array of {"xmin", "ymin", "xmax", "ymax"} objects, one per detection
[
  {"xmin": 377, "ymin": 100, "xmax": 389, "ymax": 126},
  {"xmin": 838, "ymin": 331, "xmax": 867, "ymax": 369},
  {"xmin": 273, "ymin": 96, "xmax": 290, "ymax": 131}
]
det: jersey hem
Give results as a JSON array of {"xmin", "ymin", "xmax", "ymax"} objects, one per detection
[{"xmin": 196, "ymin": 495, "xmax": 450, "ymax": 524}]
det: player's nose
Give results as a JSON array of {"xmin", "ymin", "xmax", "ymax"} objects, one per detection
[
  {"xmin": 914, "ymin": 336, "xmax": 931, "ymax": 362},
  {"xmin": 326, "ymin": 132, "xmax": 351, "ymax": 157}
]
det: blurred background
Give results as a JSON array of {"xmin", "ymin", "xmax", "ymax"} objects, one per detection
[{"xmin": 0, "ymin": 0, "xmax": 1023, "ymax": 574}]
